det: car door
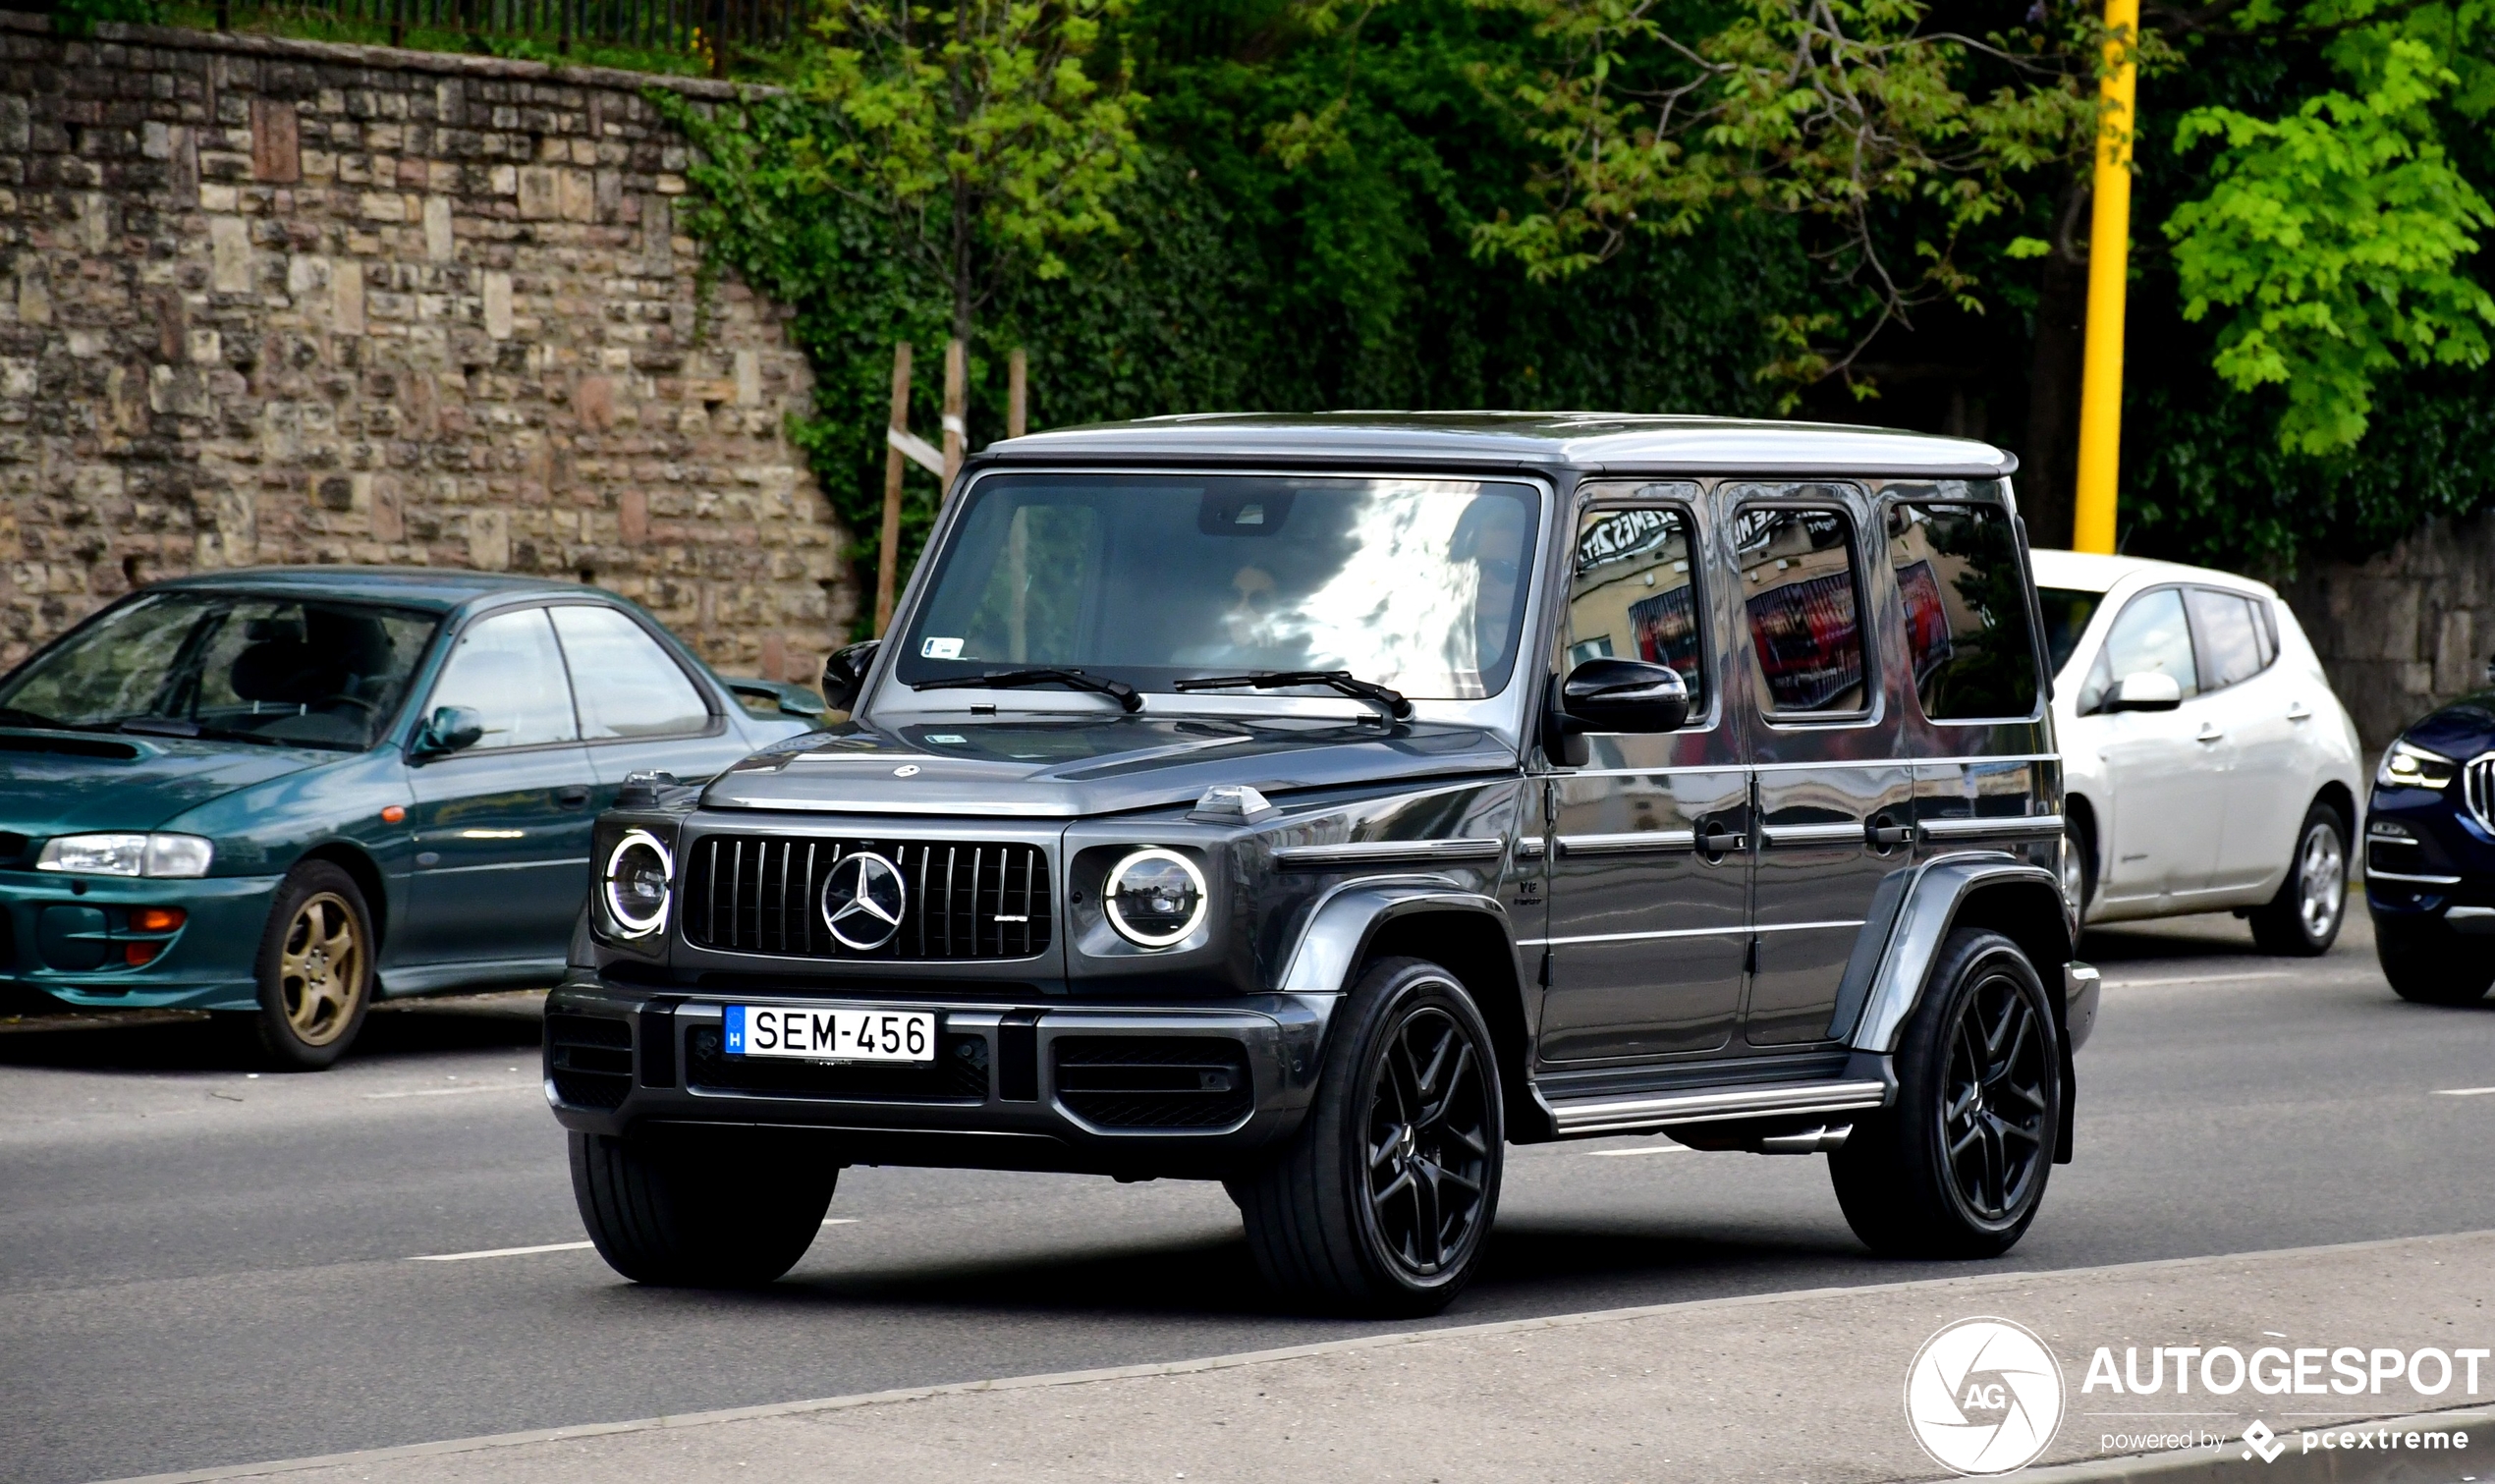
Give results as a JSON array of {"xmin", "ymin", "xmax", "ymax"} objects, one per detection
[
  {"xmin": 2189, "ymin": 586, "xmax": 2299, "ymax": 895},
  {"xmin": 1738, "ymin": 488, "xmax": 1911, "ymax": 1048},
  {"xmin": 1536, "ymin": 491, "xmax": 1751, "ymax": 1064},
  {"xmin": 547, "ymin": 603, "xmax": 750, "ymax": 795},
  {"xmin": 399, "ymin": 605, "xmax": 596, "ymax": 977},
  {"xmin": 2084, "ymin": 585, "xmax": 2224, "ymax": 907}
]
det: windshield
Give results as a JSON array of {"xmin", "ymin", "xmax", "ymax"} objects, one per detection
[
  {"xmin": 0, "ymin": 592, "xmax": 440, "ymax": 750},
  {"xmin": 896, "ymin": 474, "xmax": 1542, "ymax": 702},
  {"xmin": 2037, "ymin": 586, "xmax": 2104, "ymax": 678}
]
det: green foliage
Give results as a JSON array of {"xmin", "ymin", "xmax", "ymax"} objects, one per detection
[
  {"xmin": 2166, "ymin": 36, "xmax": 2495, "ymax": 455},
  {"xmin": 56, "ymin": 0, "xmax": 166, "ymax": 35}
]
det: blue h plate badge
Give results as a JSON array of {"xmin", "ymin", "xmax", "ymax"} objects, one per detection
[{"xmin": 725, "ymin": 1006, "xmax": 747, "ymax": 1054}]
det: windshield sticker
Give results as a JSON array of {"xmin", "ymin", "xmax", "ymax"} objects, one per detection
[{"xmin": 919, "ymin": 636, "xmax": 964, "ymax": 659}]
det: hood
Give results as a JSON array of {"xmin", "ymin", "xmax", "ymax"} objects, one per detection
[
  {"xmin": 2402, "ymin": 697, "xmax": 2495, "ymax": 764},
  {"xmin": 0, "ymin": 729, "xmax": 334, "ymax": 837},
  {"xmin": 703, "ymin": 716, "xmax": 1520, "ymax": 818}
]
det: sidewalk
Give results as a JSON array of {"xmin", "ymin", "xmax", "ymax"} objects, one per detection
[{"xmin": 120, "ymin": 1230, "xmax": 2495, "ymax": 1484}]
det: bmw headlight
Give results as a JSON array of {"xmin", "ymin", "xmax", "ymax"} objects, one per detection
[
  {"xmin": 1104, "ymin": 848, "xmax": 1207, "ymax": 949},
  {"xmin": 2378, "ymin": 740, "xmax": 2458, "ymax": 791},
  {"xmin": 602, "ymin": 829, "xmax": 674, "ymax": 938},
  {"xmin": 36, "ymin": 833, "xmax": 213, "ymax": 878}
]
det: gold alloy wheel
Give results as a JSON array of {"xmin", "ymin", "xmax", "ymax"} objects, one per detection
[{"xmin": 278, "ymin": 892, "xmax": 364, "ymax": 1046}]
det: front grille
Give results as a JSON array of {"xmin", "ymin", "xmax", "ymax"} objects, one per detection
[
  {"xmin": 547, "ymin": 1013, "xmax": 634, "ymax": 1109},
  {"xmin": 2467, "ymin": 756, "xmax": 2495, "ymax": 833},
  {"xmin": 1054, "ymin": 1037, "xmax": 1253, "ymax": 1130},
  {"xmin": 682, "ymin": 835, "xmax": 1052, "ymax": 962},
  {"xmin": 685, "ymin": 1022, "xmax": 991, "ymax": 1102}
]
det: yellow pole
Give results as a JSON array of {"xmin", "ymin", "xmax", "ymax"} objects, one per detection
[{"xmin": 2072, "ymin": 0, "xmax": 2137, "ymax": 556}]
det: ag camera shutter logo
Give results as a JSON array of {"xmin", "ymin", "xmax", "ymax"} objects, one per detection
[{"xmin": 1907, "ymin": 1317, "xmax": 2068, "ymax": 1475}]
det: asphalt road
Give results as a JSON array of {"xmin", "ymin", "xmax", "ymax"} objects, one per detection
[{"xmin": 6, "ymin": 909, "xmax": 2494, "ymax": 1484}]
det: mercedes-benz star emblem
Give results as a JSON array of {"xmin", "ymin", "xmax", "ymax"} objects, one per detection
[{"xmin": 821, "ymin": 852, "xmax": 907, "ymax": 951}]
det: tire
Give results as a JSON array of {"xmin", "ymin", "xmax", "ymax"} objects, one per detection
[
  {"xmin": 570, "ymin": 1128, "xmax": 837, "ymax": 1287},
  {"xmin": 1228, "ymin": 957, "xmax": 1504, "ymax": 1317},
  {"xmin": 2248, "ymin": 801, "xmax": 2348, "ymax": 957},
  {"xmin": 241, "ymin": 860, "xmax": 376, "ymax": 1071},
  {"xmin": 2376, "ymin": 914, "xmax": 2495, "ymax": 1006},
  {"xmin": 2062, "ymin": 807, "xmax": 2096, "ymax": 921},
  {"xmin": 1830, "ymin": 928, "xmax": 2061, "ymax": 1259}
]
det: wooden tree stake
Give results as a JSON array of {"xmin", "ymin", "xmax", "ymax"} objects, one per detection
[
  {"xmin": 941, "ymin": 338, "xmax": 968, "ymax": 500},
  {"xmin": 873, "ymin": 341, "xmax": 913, "ymax": 637},
  {"xmin": 1007, "ymin": 347, "xmax": 1028, "ymax": 439}
]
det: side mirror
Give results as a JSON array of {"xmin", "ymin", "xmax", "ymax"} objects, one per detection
[
  {"xmin": 413, "ymin": 704, "xmax": 485, "ymax": 757},
  {"xmin": 2104, "ymin": 671, "xmax": 2184, "ymax": 713},
  {"xmin": 1545, "ymin": 658, "xmax": 1691, "ymax": 765},
  {"xmin": 821, "ymin": 639, "xmax": 881, "ymax": 714}
]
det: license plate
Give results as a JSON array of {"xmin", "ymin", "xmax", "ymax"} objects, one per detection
[{"xmin": 724, "ymin": 1006, "xmax": 937, "ymax": 1064}]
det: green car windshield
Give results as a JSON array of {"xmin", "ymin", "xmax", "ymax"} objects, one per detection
[
  {"xmin": 897, "ymin": 473, "xmax": 1543, "ymax": 702},
  {"xmin": 0, "ymin": 592, "xmax": 439, "ymax": 750}
]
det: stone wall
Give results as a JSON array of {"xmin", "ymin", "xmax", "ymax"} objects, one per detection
[
  {"xmin": 0, "ymin": 15, "xmax": 854, "ymax": 686},
  {"xmin": 2278, "ymin": 510, "xmax": 2495, "ymax": 752}
]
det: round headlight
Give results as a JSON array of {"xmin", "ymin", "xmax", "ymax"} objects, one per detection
[
  {"xmin": 1104, "ymin": 848, "xmax": 1207, "ymax": 949},
  {"xmin": 603, "ymin": 830, "xmax": 673, "ymax": 938}
]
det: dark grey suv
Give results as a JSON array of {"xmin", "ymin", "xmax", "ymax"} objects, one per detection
[{"xmin": 546, "ymin": 414, "xmax": 2098, "ymax": 1315}]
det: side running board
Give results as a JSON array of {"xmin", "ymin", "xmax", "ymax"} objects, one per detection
[{"xmin": 1544, "ymin": 1079, "xmax": 1890, "ymax": 1137}]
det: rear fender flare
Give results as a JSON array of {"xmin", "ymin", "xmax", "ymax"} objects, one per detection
[{"xmin": 1839, "ymin": 855, "xmax": 2073, "ymax": 1055}]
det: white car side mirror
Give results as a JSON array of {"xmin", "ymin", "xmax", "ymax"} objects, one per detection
[{"xmin": 2105, "ymin": 671, "xmax": 2184, "ymax": 712}]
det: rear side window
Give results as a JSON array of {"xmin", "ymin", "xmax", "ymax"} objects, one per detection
[
  {"xmin": 549, "ymin": 605, "xmax": 711, "ymax": 740},
  {"xmin": 2037, "ymin": 587, "xmax": 2102, "ymax": 679},
  {"xmin": 2187, "ymin": 587, "xmax": 2271, "ymax": 689},
  {"xmin": 1885, "ymin": 503, "xmax": 2042, "ymax": 720},
  {"xmin": 427, "ymin": 608, "xmax": 579, "ymax": 749},
  {"xmin": 1737, "ymin": 505, "xmax": 1866, "ymax": 716},
  {"xmin": 2080, "ymin": 587, "xmax": 2197, "ymax": 713},
  {"xmin": 1567, "ymin": 504, "xmax": 1707, "ymax": 713}
]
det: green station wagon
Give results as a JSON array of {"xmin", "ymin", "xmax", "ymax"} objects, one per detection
[{"xmin": 0, "ymin": 569, "xmax": 817, "ymax": 1067}]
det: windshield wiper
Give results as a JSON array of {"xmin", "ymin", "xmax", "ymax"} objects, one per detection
[
  {"xmin": 0, "ymin": 706, "xmax": 68, "ymax": 730},
  {"xmin": 1173, "ymin": 670, "xmax": 1413, "ymax": 721},
  {"xmin": 114, "ymin": 717, "xmax": 200, "ymax": 739},
  {"xmin": 913, "ymin": 668, "xmax": 1143, "ymax": 713}
]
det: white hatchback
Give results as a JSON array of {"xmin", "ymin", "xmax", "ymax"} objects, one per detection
[{"xmin": 2033, "ymin": 551, "xmax": 2364, "ymax": 954}]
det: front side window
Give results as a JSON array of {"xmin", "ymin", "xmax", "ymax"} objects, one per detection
[
  {"xmin": 2080, "ymin": 587, "xmax": 2198, "ymax": 713},
  {"xmin": 548, "ymin": 605, "xmax": 710, "ymax": 740},
  {"xmin": 1566, "ymin": 501, "xmax": 1707, "ymax": 713},
  {"xmin": 1885, "ymin": 501, "xmax": 2042, "ymax": 721},
  {"xmin": 0, "ymin": 592, "xmax": 436, "ymax": 750},
  {"xmin": 1736, "ymin": 503, "xmax": 1866, "ymax": 716},
  {"xmin": 897, "ymin": 474, "xmax": 1542, "ymax": 701},
  {"xmin": 2186, "ymin": 587, "xmax": 2270, "ymax": 690},
  {"xmin": 426, "ymin": 608, "xmax": 579, "ymax": 749}
]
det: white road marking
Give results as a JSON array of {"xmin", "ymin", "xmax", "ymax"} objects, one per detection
[
  {"xmin": 410, "ymin": 1220, "xmax": 858, "ymax": 1263},
  {"xmin": 362, "ymin": 1082, "xmax": 539, "ymax": 1100},
  {"xmin": 2101, "ymin": 970, "xmax": 2296, "ymax": 990},
  {"xmin": 2433, "ymin": 1087, "xmax": 2495, "ymax": 1097},
  {"xmin": 1586, "ymin": 1145, "xmax": 1689, "ymax": 1157}
]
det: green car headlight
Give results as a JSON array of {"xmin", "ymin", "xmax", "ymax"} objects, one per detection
[{"xmin": 36, "ymin": 833, "xmax": 214, "ymax": 878}]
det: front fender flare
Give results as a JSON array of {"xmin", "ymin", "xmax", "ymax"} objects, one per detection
[{"xmin": 1274, "ymin": 876, "xmax": 1517, "ymax": 997}]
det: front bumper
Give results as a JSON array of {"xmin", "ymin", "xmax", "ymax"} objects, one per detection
[
  {"xmin": 2363, "ymin": 787, "xmax": 2495, "ymax": 923},
  {"xmin": 0, "ymin": 870, "xmax": 275, "ymax": 1011},
  {"xmin": 544, "ymin": 975, "xmax": 1344, "ymax": 1179}
]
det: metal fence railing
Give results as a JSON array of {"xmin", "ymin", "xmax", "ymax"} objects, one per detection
[{"xmin": 200, "ymin": 0, "xmax": 813, "ymax": 68}]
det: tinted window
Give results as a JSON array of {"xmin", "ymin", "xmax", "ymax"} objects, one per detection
[
  {"xmin": 1886, "ymin": 503, "xmax": 2041, "ymax": 720},
  {"xmin": 1737, "ymin": 505, "xmax": 1865, "ymax": 715},
  {"xmin": 0, "ymin": 593, "xmax": 435, "ymax": 750},
  {"xmin": 2037, "ymin": 587, "xmax": 2103, "ymax": 678},
  {"xmin": 899, "ymin": 475, "xmax": 1540, "ymax": 701},
  {"xmin": 2187, "ymin": 587, "xmax": 2268, "ymax": 689},
  {"xmin": 2081, "ymin": 588, "xmax": 2197, "ymax": 713},
  {"xmin": 1567, "ymin": 503, "xmax": 1707, "ymax": 713},
  {"xmin": 549, "ymin": 606, "xmax": 710, "ymax": 740},
  {"xmin": 427, "ymin": 608, "xmax": 579, "ymax": 748}
]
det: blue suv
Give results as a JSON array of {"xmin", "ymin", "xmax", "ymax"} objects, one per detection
[{"xmin": 2365, "ymin": 688, "xmax": 2495, "ymax": 1003}]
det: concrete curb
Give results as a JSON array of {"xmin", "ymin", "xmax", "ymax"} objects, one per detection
[
  {"xmin": 2019, "ymin": 1406, "xmax": 2493, "ymax": 1483},
  {"xmin": 91, "ymin": 1230, "xmax": 2495, "ymax": 1484}
]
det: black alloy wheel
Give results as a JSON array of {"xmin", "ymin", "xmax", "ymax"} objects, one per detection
[
  {"xmin": 1938, "ymin": 965, "xmax": 2054, "ymax": 1225},
  {"xmin": 1230, "ymin": 956, "xmax": 1505, "ymax": 1316},
  {"xmin": 1831, "ymin": 927, "xmax": 2061, "ymax": 1259},
  {"xmin": 1359, "ymin": 1003, "xmax": 1495, "ymax": 1279}
]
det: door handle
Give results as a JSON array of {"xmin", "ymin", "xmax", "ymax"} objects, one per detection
[
  {"xmin": 2193, "ymin": 724, "xmax": 2224, "ymax": 743},
  {"xmin": 1866, "ymin": 821, "xmax": 1914, "ymax": 848},
  {"xmin": 557, "ymin": 786, "xmax": 592, "ymax": 807},
  {"xmin": 1698, "ymin": 820, "xmax": 1746, "ymax": 858},
  {"xmin": 2286, "ymin": 702, "xmax": 2313, "ymax": 722}
]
